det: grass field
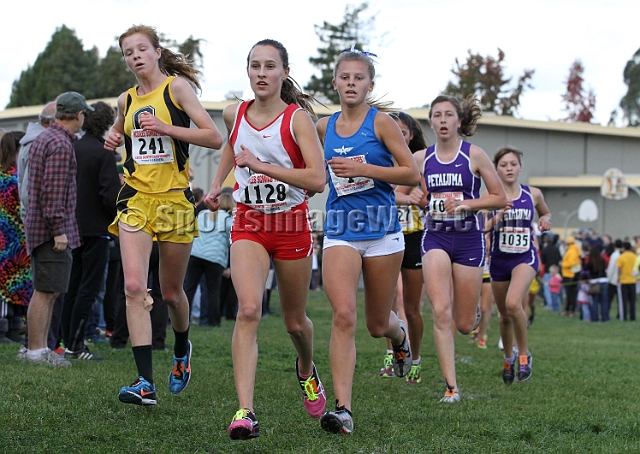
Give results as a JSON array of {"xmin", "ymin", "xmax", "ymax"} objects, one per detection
[{"xmin": 2, "ymin": 290, "xmax": 640, "ymax": 453}]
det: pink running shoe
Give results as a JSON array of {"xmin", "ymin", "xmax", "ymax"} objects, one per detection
[
  {"xmin": 296, "ymin": 359, "xmax": 326, "ymax": 418},
  {"xmin": 228, "ymin": 408, "xmax": 259, "ymax": 440}
]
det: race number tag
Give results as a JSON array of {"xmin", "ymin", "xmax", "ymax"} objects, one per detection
[
  {"xmin": 499, "ymin": 227, "xmax": 530, "ymax": 253},
  {"xmin": 329, "ymin": 155, "xmax": 374, "ymax": 197},
  {"xmin": 429, "ymin": 192, "xmax": 464, "ymax": 221},
  {"xmin": 243, "ymin": 173, "xmax": 290, "ymax": 213},
  {"xmin": 398, "ymin": 206, "xmax": 415, "ymax": 232},
  {"xmin": 131, "ymin": 129, "xmax": 174, "ymax": 165}
]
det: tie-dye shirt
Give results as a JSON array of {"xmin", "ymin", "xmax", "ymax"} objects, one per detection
[{"xmin": 0, "ymin": 165, "xmax": 32, "ymax": 307}]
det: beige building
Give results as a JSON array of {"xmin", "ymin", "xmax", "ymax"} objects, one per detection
[{"xmin": 3, "ymin": 100, "xmax": 639, "ymax": 240}]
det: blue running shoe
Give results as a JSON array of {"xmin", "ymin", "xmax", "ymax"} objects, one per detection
[
  {"xmin": 169, "ymin": 340, "xmax": 192, "ymax": 394},
  {"xmin": 118, "ymin": 376, "xmax": 157, "ymax": 405}
]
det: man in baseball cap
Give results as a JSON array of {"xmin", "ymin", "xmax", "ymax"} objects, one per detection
[
  {"xmin": 20, "ymin": 91, "xmax": 91, "ymax": 367},
  {"xmin": 56, "ymin": 91, "xmax": 94, "ymax": 114}
]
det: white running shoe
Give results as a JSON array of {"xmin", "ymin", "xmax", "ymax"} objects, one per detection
[
  {"xmin": 439, "ymin": 386, "xmax": 460, "ymax": 403},
  {"xmin": 320, "ymin": 402, "xmax": 354, "ymax": 434},
  {"xmin": 26, "ymin": 349, "xmax": 72, "ymax": 367},
  {"xmin": 391, "ymin": 319, "xmax": 412, "ymax": 377}
]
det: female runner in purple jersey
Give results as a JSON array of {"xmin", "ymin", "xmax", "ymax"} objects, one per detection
[
  {"xmin": 421, "ymin": 95, "xmax": 507, "ymax": 402},
  {"xmin": 485, "ymin": 147, "xmax": 551, "ymax": 384}
]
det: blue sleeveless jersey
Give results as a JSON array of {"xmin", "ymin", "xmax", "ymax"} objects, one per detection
[
  {"xmin": 490, "ymin": 184, "xmax": 537, "ymax": 259},
  {"xmin": 422, "ymin": 141, "xmax": 481, "ymax": 232},
  {"xmin": 323, "ymin": 106, "xmax": 399, "ymax": 240}
]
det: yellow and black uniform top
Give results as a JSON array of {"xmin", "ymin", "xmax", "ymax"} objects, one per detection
[
  {"xmin": 122, "ymin": 76, "xmax": 191, "ymax": 194},
  {"xmin": 399, "ymin": 203, "xmax": 424, "ymax": 235}
]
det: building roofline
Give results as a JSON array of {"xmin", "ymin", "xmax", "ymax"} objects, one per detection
[
  {"xmin": 3, "ymin": 100, "xmax": 640, "ymax": 139},
  {"xmin": 403, "ymin": 108, "xmax": 640, "ymax": 138},
  {"xmin": 0, "ymin": 98, "xmax": 120, "ymax": 120},
  {"xmin": 529, "ymin": 175, "xmax": 640, "ymax": 187}
]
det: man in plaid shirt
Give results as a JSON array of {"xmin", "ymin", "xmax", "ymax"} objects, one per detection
[{"xmin": 20, "ymin": 92, "xmax": 93, "ymax": 367}]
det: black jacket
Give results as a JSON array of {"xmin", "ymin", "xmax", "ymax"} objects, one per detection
[
  {"xmin": 541, "ymin": 243, "xmax": 562, "ymax": 270},
  {"xmin": 74, "ymin": 132, "xmax": 121, "ymax": 237}
]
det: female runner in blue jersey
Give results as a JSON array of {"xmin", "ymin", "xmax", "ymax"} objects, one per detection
[{"xmin": 316, "ymin": 48, "xmax": 420, "ymax": 434}]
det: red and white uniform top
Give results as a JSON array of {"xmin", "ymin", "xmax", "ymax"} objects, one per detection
[{"xmin": 230, "ymin": 100, "xmax": 306, "ymax": 214}]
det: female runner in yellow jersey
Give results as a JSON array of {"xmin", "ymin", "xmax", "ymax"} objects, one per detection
[
  {"xmin": 378, "ymin": 112, "xmax": 428, "ymax": 384},
  {"xmin": 104, "ymin": 24, "xmax": 223, "ymax": 406}
]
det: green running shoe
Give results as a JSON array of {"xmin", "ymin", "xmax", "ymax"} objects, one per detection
[
  {"xmin": 406, "ymin": 363, "xmax": 422, "ymax": 384},
  {"xmin": 379, "ymin": 353, "xmax": 394, "ymax": 377}
]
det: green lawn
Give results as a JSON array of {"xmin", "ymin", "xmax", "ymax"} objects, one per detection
[{"xmin": 2, "ymin": 291, "xmax": 639, "ymax": 453}]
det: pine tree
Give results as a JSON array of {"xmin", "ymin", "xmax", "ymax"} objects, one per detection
[
  {"xmin": 177, "ymin": 36, "xmax": 206, "ymax": 71},
  {"xmin": 7, "ymin": 25, "xmax": 99, "ymax": 108},
  {"xmin": 6, "ymin": 26, "xmax": 206, "ymax": 108},
  {"xmin": 305, "ymin": 2, "xmax": 375, "ymax": 105},
  {"xmin": 620, "ymin": 47, "xmax": 640, "ymax": 126},
  {"xmin": 97, "ymin": 46, "xmax": 137, "ymax": 99}
]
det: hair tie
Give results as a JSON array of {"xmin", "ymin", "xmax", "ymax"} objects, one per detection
[{"xmin": 341, "ymin": 46, "xmax": 378, "ymax": 60}]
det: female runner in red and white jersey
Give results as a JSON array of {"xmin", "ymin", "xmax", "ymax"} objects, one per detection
[{"xmin": 204, "ymin": 39, "xmax": 326, "ymax": 441}]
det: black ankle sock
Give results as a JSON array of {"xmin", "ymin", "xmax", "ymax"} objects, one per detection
[
  {"xmin": 132, "ymin": 345, "xmax": 153, "ymax": 384},
  {"xmin": 173, "ymin": 327, "xmax": 190, "ymax": 358}
]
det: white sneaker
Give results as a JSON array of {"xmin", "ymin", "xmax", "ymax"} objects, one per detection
[
  {"xmin": 320, "ymin": 403, "xmax": 354, "ymax": 434},
  {"xmin": 440, "ymin": 386, "xmax": 460, "ymax": 403},
  {"xmin": 391, "ymin": 319, "xmax": 412, "ymax": 377},
  {"xmin": 16, "ymin": 345, "xmax": 27, "ymax": 361},
  {"xmin": 26, "ymin": 349, "xmax": 72, "ymax": 367}
]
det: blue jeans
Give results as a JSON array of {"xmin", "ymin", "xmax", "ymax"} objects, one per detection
[
  {"xmin": 580, "ymin": 303, "xmax": 591, "ymax": 321},
  {"xmin": 543, "ymin": 273, "xmax": 553, "ymax": 307},
  {"xmin": 550, "ymin": 293, "xmax": 562, "ymax": 312},
  {"xmin": 589, "ymin": 282, "xmax": 609, "ymax": 322}
]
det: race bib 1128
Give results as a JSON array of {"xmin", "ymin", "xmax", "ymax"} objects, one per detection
[{"xmin": 243, "ymin": 173, "xmax": 291, "ymax": 213}]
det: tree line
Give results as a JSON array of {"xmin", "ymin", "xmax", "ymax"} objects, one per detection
[
  {"xmin": 7, "ymin": 3, "xmax": 640, "ymax": 126},
  {"xmin": 7, "ymin": 26, "xmax": 204, "ymax": 109}
]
